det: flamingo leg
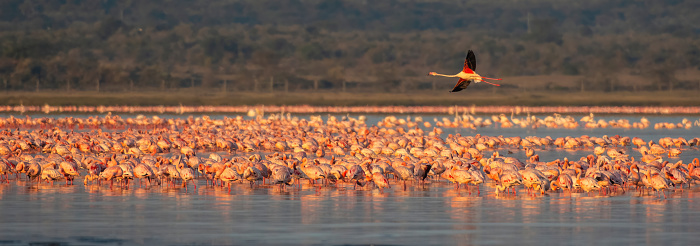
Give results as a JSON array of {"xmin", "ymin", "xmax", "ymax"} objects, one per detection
[{"xmin": 480, "ymin": 80, "xmax": 501, "ymax": 86}]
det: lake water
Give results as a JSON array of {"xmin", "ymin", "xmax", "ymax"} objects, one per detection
[{"xmin": 1, "ymin": 113, "xmax": 699, "ymax": 245}]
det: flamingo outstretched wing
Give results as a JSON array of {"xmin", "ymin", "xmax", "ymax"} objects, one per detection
[
  {"xmin": 450, "ymin": 78, "xmax": 472, "ymax": 92},
  {"xmin": 463, "ymin": 50, "xmax": 477, "ymax": 73}
]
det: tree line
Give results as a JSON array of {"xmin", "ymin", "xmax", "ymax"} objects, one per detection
[{"xmin": 1, "ymin": 0, "xmax": 699, "ymax": 94}]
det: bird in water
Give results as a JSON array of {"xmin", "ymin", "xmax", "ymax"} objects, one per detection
[
  {"xmin": 429, "ymin": 50, "xmax": 502, "ymax": 92},
  {"xmin": 415, "ymin": 163, "xmax": 432, "ymax": 188}
]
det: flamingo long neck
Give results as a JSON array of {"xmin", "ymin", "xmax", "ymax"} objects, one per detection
[
  {"xmin": 689, "ymin": 161, "xmax": 695, "ymax": 173},
  {"xmin": 432, "ymin": 73, "xmax": 460, "ymax": 78},
  {"xmin": 576, "ymin": 169, "xmax": 582, "ymax": 180}
]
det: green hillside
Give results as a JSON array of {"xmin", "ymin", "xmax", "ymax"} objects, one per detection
[{"xmin": 1, "ymin": 0, "xmax": 698, "ymax": 104}]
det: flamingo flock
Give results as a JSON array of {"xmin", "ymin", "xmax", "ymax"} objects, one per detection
[
  {"xmin": 2, "ymin": 104, "xmax": 700, "ymax": 115},
  {"xmin": 430, "ymin": 112, "xmax": 696, "ymax": 130},
  {"xmin": 0, "ymin": 113, "xmax": 698, "ymax": 200},
  {"xmin": 1, "ymin": 112, "xmax": 697, "ymax": 132}
]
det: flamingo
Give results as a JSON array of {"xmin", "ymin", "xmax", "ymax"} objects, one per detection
[
  {"xmin": 577, "ymin": 168, "xmax": 600, "ymax": 196},
  {"xmin": 41, "ymin": 168, "xmax": 62, "ymax": 185},
  {"xmin": 555, "ymin": 173, "xmax": 574, "ymax": 196},
  {"xmin": 134, "ymin": 163, "xmax": 155, "ymax": 187},
  {"xmin": 393, "ymin": 164, "xmax": 414, "ymax": 191},
  {"xmin": 328, "ymin": 164, "xmax": 347, "ymax": 186},
  {"xmin": 468, "ymin": 166, "xmax": 486, "ymax": 195},
  {"xmin": 26, "ymin": 163, "xmax": 42, "ymax": 182},
  {"xmin": 520, "ymin": 168, "xmax": 545, "ymax": 195},
  {"xmin": 370, "ymin": 170, "xmax": 391, "ymax": 193},
  {"xmin": 59, "ymin": 161, "xmax": 79, "ymax": 185},
  {"xmin": 219, "ymin": 167, "xmax": 241, "ymax": 193},
  {"xmin": 0, "ymin": 160, "xmax": 12, "ymax": 183},
  {"xmin": 180, "ymin": 167, "xmax": 196, "ymax": 191},
  {"xmin": 161, "ymin": 165, "xmax": 181, "ymax": 187},
  {"xmin": 428, "ymin": 50, "xmax": 501, "ymax": 92},
  {"xmin": 300, "ymin": 163, "xmax": 325, "ymax": 186},
  {"xmin": 270, "ymin": 166, "xmax": 293, "ymax": 191},
  {"xmin": 495, "ymin": 169, "xmax": 523, "ymax": 196},
  {"xmin": 85, "ymin": 162, "xmax": 104, "ymax": 185},
  {"xmin": 119, "ymin": 164, "xmax": 135, "ymax": 187},
  {"xmin": 343, "ymin": 164, "xmax": 366, "ymax": 189},
  {"xmin": 14, "ymin": 161, "xmax": 26, "ymax": 179},
  {"xmin": 415, "ymin": 163, "xmax": 432, "ymax": 187},
  {"xmin": 663, "ymin": 161, "xmax": 687, "ymax": 190},
  {"xmin": 627, "ymin": 163, "xmax": 642, "ymax": 190},
  {"xmin": 645, "ymin": 169, "xmax": 669, "ymax": 199},
  {"xmin": 688, "ymin": 158, "xmax": 700, "ymax": 184},
  {"xmin": 242, "ymin": 166, "xmax": 263, "ymax": 188},
  {"xmin": 100, "ymin": 165, "xmax": 123, "ymax": 188},
  {"xmin": 449, "ymin": 168, "xmax": 473, "ymax": 191}
]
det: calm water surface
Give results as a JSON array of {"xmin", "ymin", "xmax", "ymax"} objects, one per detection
[
  {"xmin": 0, "ymin": 113, "xmax": 699, "ymax": 245},
  {"xmin": 2, "ymin": 180, "xmax": 700, "ymax": 245}
]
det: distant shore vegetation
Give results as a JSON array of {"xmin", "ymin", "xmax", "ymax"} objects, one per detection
[{"xmin": 0, "ymin": 0, "xmax": 699, "ymax": 101}]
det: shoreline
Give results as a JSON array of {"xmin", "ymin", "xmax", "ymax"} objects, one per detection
[
  {"xmin": 1, "ymin": 90, "xmax": 700, "ymax": 113},
  {"xmin": 2, "ymin": 104, "xmax": 700, "ymax": 115}
]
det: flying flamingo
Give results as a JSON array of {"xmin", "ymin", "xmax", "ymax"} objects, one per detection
[{"xmin": 428, "ymin": 50, "xmax": 502, "ymax": 92}]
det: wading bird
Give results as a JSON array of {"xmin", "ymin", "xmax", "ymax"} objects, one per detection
[{"xmin": 429, "ymin": 50, "xmax": 502, "ymax": 92}]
